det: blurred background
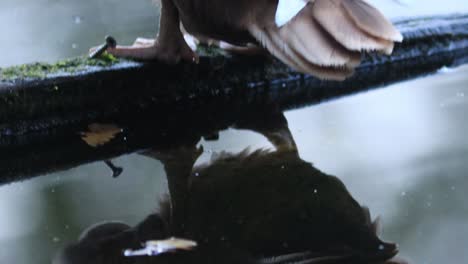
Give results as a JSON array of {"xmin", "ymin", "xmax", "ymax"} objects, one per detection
[
  {"xmin": 1, "ymin": 0, "xmax": 468, "ymax": 67},
  {"xmin": 0, "ymin": 1, "xmax": 468, "ymax": 264}
]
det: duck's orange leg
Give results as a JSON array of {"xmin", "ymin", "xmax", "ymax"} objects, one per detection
[{"xmin": 91, "ymin": 0, "xmax": 198, "ymax": 64}]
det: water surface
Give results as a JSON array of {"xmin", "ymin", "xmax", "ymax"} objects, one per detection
[
  {"xmin": 0, "ymin": 1, "xmax": 468, "ymax": 263},
  {"xmin": 0, "ymin": 65, "xmax": 467, "ymax": 264}
]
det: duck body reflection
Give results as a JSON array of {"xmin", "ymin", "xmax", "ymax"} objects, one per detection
[
  {"xmin": 56, "ymin": 109, "xmax": 404, "ymax": 264},
  {"xmin": 57, "ymin": 150, "xmax": 401, "ymax": 264},
  {"xmin": 183, "ymin": 149, "xmax": 398, "ymax": 263}
]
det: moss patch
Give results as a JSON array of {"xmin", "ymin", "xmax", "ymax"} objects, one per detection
[
  {"xmin": 0, "ymin": 53, "xmax": 120, "ymax": 81},
  {"xmin": 196, "ymin": 44, "xmax": 225, "ymax": 57}
]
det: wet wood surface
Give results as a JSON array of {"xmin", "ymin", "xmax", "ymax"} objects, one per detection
[{"xmin": 0, "ymin": 14, "xmax": 467, "ymax": 184}]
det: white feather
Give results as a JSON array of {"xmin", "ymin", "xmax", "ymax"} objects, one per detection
[{"xmin": 275, "ymin": 0, "xmax": 308, "ymax": 27}]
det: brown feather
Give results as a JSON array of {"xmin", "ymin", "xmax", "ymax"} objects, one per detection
[
  {"xmin": 342, "ymin": 0, "xmax": 403, "ymax": 42},
  {"xmin": 249, "ymin": 25, "xmax": 306, "ymax": 72},
  {"xmin": 312, "ymin": 0, "xmax": 395, "ymax": 54},
  {"xmin": 279, "ymin": 6, "xmax": 361, "ymax": 67},
  {"xmin": 250, "ymin": 25, "xmax": 354, "ymax": 80},
  {"xmin": 247, "ymin": 0, "xmax": 402, "ymax": 79},
  {"xmin": 271, "ymin": 27, "xmax": 355, "ymax": 80}
]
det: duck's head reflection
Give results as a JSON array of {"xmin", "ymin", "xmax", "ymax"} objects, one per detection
[{"xmin": 55, "ymin": 111, "xmax": 405, "ymax": 264}]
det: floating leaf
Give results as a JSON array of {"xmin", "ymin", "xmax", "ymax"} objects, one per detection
[
  {"xmin": 124, "ymin": 237, "xmax": 197, "ymax": 257},
  {"xmin": 145, "ymin": 237, "xmax": 197, "ymax": 251},
  {"xmin": 80, "ymin": 123, "xmax": 122, "ymax": 147}
]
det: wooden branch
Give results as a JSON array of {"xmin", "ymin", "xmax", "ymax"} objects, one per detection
[{"xmin": 0, "ymin": 14, "xmax": 467, "ymax": 184}]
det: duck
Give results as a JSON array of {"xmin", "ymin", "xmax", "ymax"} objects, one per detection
[
  {"xmin": 97, "ymin": 0, "xmax": 403, "ymax": 80},
  {"xmin": 55, "ymin": 149, "xmax": 406, "ymax": 264}
]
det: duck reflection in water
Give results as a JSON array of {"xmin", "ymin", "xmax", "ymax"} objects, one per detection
[{"xmin": 55, "ymin": 108, "xmax": 407, "ymax": 264}]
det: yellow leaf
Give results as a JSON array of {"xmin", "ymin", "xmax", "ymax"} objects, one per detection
[
  {"xmin": 124, "ymin": 237, "xmax": 197, "ymax": 257},
  {"xmin": 80, "ymin": 123, "xmax": 122, "ymax": 147},
  {"xmin": 145, "ymin": 237, "xmax": 197, "ymax": 250}
]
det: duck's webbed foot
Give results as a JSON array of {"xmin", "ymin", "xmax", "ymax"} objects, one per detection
[
  {"xmin": 234, "ymin": 108, "xmax": 298, "ymax": 154},
  {"xmin": 133, "ymin": 37, "xmax": 156, "ymax": 47},
  {"xmin": 188, "ymin": 35, "xmax": 265, "ymax": 56},
  {"xmin": 180, "ymin": 25, "xmax": 265, "ymax": 57},
  {"xmin": 100, "ymin": 37, "xmax": 198, "ymax": 64},
  {"xmin": 141, "ymin": 144, "xmax": 203, "ymax": 235},
  {"xmin": 218, "ymin": 42, "xmax": 266, "ymax": 56},
  {"xmin": 89, "ymin": 0, "xmax": 198, "ymax": 64}
]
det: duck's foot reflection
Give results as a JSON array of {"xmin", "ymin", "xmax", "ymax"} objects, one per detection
[{"xmin": 141, "ymin": 144, "xmax": 204, "ymax": 235}]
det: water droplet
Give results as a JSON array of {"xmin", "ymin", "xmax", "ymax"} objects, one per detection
[
  {"xmin": 65, "ymin": 225, "xmax": 70, "ymax": 230},
  {"xmin": 282, "ymin": 83, "xmax": 286, "ymax": 88},
  {"xmin": 457, "ymin": 92, "xmax": 465, "ymax": 97},
  {"xmin": 71, "ymin": 43, "xmax": 78, "ymax": 49},
  {"xmin": 378, "ymin": 244, "xmax": 385, "ymax": 250},
  {"xmin": 281, "ymin": 165, "xmax": 285, "ymax": 169},
  {"xmin": 73, "ymin": 16, "xmax": 82, "ymax": 24},
  {"xmin": 52, "ymin": 237, "xmax": 61, "ymax": 243},
  {"xmin": 401, "ymin": 191, "xmax": 406, "ymax": 196},
  {"xmin": 194, "ymin": 172, "xmax": 200, "ymax": 177},
  {"xmin": 426, "ymin": 202, "xmax": 432, "ymax": 208},
  {"xmin": 123, "ymin": 137, "xmax": 127, "ymax": 141},
  {"xmin": 451, "ymin": 186, "xmax": 456, "ymax": 191},
  {"xmin": 51, "ymin": 188, "xmax": 55, "ymax": 193},
  {"xmin": 313, "ymin": 189, "xmax": 318, "ymax": 194}
]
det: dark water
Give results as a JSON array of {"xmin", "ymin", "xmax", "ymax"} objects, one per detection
[
  {"xmin": 1, "ymin": 1, "xmax": 468, "ymax": 264},
  {"xmin": 0, "ymin": 65, "xmax": 467, "ymax": 264}
]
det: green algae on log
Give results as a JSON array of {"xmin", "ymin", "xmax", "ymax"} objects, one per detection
[
  {"xmin": 0, "ymin": 53, "xmax": 120, "ymax": 80},
  {"xmin": 0, "ymin": 14, "xmax": 467, "ymax": 131},
  {"xmin": 0, "ymin": 45, "xmax": 223, "ymax": 81}
]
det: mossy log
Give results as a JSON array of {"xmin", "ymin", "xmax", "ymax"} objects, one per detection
[
  {"xmin": 0, "ymin": 14, "xmax": 468, "ymax": 184},
  {"xmin": 1, "ymin": 14, "xmax": 467, "ymax": 129}
]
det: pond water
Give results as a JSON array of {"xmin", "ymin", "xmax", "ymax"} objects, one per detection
[
  {"xmin": 1, "ymin": 1, "xmax": 468, "ymax": 264},
  {"xmin": 0, "ymin": 64, "xmax": 467, "ymax": 264}
]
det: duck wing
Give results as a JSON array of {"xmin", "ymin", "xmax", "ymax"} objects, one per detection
[{"xmin": 248, "ymin": 0, "xmax": 402, "ymax": 80}]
